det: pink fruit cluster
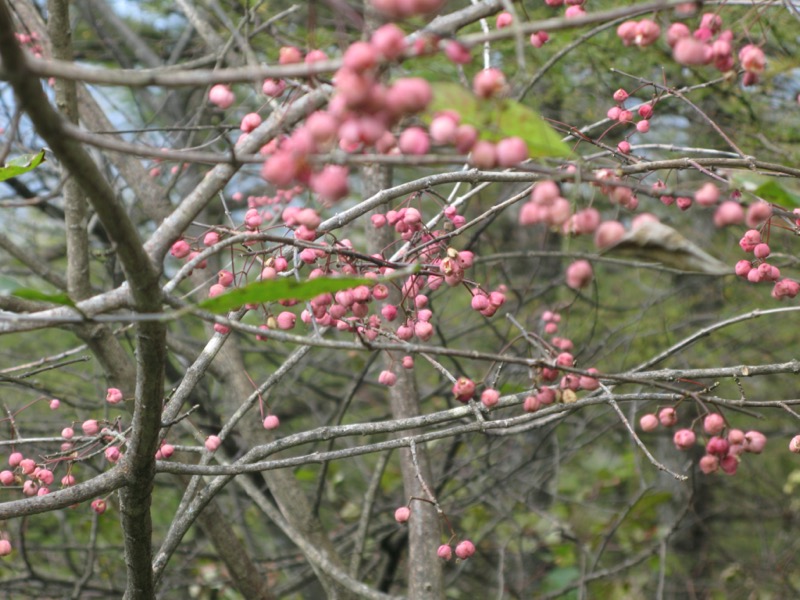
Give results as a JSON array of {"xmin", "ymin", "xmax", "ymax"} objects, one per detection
[
  {"xmin": 606, "ymin": 89, "xmax": 655, "ymax": 147},
  {"xmin": 734, "ymin": 226, "xmax": 800, "ymax": 299},
  {"xmin": 616, "ymin": 19, "xmax": 661, "ymax": 47},
  {"xmin": 438, "ymin": 539, "xmax": 475, "ymax": 561},
  {"xmin": 640, "ymin": 408, "xmax": 767, "ymax": 475}
]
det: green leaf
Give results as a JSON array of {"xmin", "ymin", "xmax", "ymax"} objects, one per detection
[
  {"xmin": 0, "ymin": 150, "xmax": 46, "ymax": 183},
  {"xmin": 11, "ymin": 288, "xmax": 76, "ymax": 307},
  {"xmin": 753, "ymin": 180, "xmax": 800, "ymax": 208},
  {"xmin": 425, "ymin": 83, "xmax": 572, "ymax": 158},
  {"xmin": 198, "ymin": 276, "xmax": 373, "ymax": 314}
]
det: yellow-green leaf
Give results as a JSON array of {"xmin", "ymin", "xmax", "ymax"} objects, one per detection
[{"xmin": 0, "ymin": 150, "xmax": 46, "ymax": 183}]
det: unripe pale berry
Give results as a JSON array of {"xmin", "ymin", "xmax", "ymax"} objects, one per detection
[
  {"xmin": 394, "ymin": 506, "xmax": 410, "ymax": 523},
  {"xmin": 455, "ymin": 540, "xmax": 476, "ymax": 559},
  {"xmin": 263, "ymin": 415, "xmax": 280, "ymax": 430}
]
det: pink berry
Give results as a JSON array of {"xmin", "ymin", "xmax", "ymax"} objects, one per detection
[
  {"xmin": 673, "ymin": 428, "xmax": 696, "ymax": 450},
  {"xmin": 496, "ymin": 11, "xmax": 513, "ymax": 28},
  {"xmin": 635, "ymin": 120, "xmax": 650, "ymax": 133},
  {"xmin": 276, "ymin": 311, "xmax": 297, "ymax": 330},
  {"xmin": 658, "ymin": 407, "xmax": 677, "ymax": 427},
  {"xmin": 23, "ymin": 480, "xmax": 38, "ymax": 496},
  {"xmin": 263, "ymin": 415, "xmax": 280, "ymax": 430},
  {"xmin": 739, "ymin": 44, "xmax": 766, "ymax": 73},
  {"xmin": 158, "ymin": 444, "xmax": 174, "ymax": 459},
  {"xmin": 394, "ymin": 506, "xmax": 411, "ymax": 523},
  {"xmin": 469, "ymin": 141, "xmax": 497, "ymax": 169},
  {"xmin": 61, "ymin": 474, "xmax": 75, "ymax": 486},
  {"xmin": 694, "ymin": 182, "xmax": 719, "ymax": 207},
  {"xmin": 452, "ymin": 377, "xmax": 476, "ymax": 402},
  {"xmin": 739, "ymin": 229, "xmax": 762, "ymax": 252},
  {"xmin": 594, "ymin": 220, "xmax": 625, "ymax": 249},
  {"xmin": 378, "ymin": 370, "xmax": 398, "ymax": 387},
  {"xmin": 106, "ymin": 387, "xmax": 123, "ymax": 405},
  {"xmin": 240, "ymin": 112, "xmax": 262, "ymax": 133},
  {"xmin": 455, "ymin": 540, "xmax": 476, "ymax": 559},
  {"xmin": 262, "ymin": 78, "xmax": 286, "ymax": 97},
  {"xmin": 495, "ymin": 137, "xmax": 528, "ymax": 167},
  {"xmin": 481, "ymin": 389, "xmax": 500, "ymax": 408},
  {"xmin": 91, "ymin": 499, "xmax": 107, "ymax": 514},
  {"xmin": 753, "ymin": 243, "xmax": 770, "ymax": 259},
  {"xmin": 437, "ymin": 544, "xmax": 453, "ymax": 560},
  {"xmin": 565, "ymin": 260, "xmax": 593, "ymax": 290},
  {"xmin": 673, "ymin": 37, "xmax": 712, "ymax": 66},
  {"xmin": 705, "ymin": 436, "xmax": 730, "ymax": 457},
  {"xmin": 371, "ymin": 24, "xmax": 406, "ymax": 60},
  {"xmin": 20, "ymin": 459, "xmax": 35, "ymax": 474},
  {"xmin": 49, "ymin": 398, "xmax": 60, "ymax": 410},
  {"xmin": 444, "ymin": 41, "xmax": 471, "ymax": 65},
  {"xmin": 703, "ymin": 413, "xmax": 725, "ymax": 435},
  {"xmin": 82, "ymin": 420, "xmax": 100, "ymax": 436},
  {"xmin": 310, "ymin": 165, "xmax": 349, "ymax": 204},
  {"xmin": 279, "ymin": 46, "xmax": 302, "ymax": 64},
  {"xmin": 613, "ymin": 88, "xmax": 629, "ymax": 103},
  {"xmin": 746, "ymin": 201, "xmax": 772, "ymax": 227},
  {"xmin": 205, "ymin": 435, "xmax": 222, "ymax": 452},
  {"xmin": 0, "ymin": 539, "xmax": 11, "ymax": 556},
  {"xmin": 344, "ymin": 41, "xmax": 376, "ymax": 72},
  {"xmin": 473, "ymin": 68, "xmax": 507, "ymax": 99},
  {"xmin": 699, "ymin": 454, "xmax": 719, "ymax": 474},
  {"xmin": 398, "ymin": 127, "xmax": 430, "ymax": 155},
  {"xmin": 208, "ymin": 84, "xmax": 235, "ymax": 109},
  {"xmin": 743, "ymin": 430, "xmax": 766, "ymax": 453},
  {"xmin": 720, "ymin": 455, "xmax": 739, "ymax": 475},
  {"xmin": 170, "ymin": 239, "xmax": 191, "ymax": 259},
  {"xmin": 713, "ymin": 201, "xmax": 744, "ymax": 227},
  {"xmin": 105, "ymin": 447, "xmax": 121, "ymax": 463},
  {"xmin": 0, "ymin": 471, "xmax": 14, "ymax": 486}
]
